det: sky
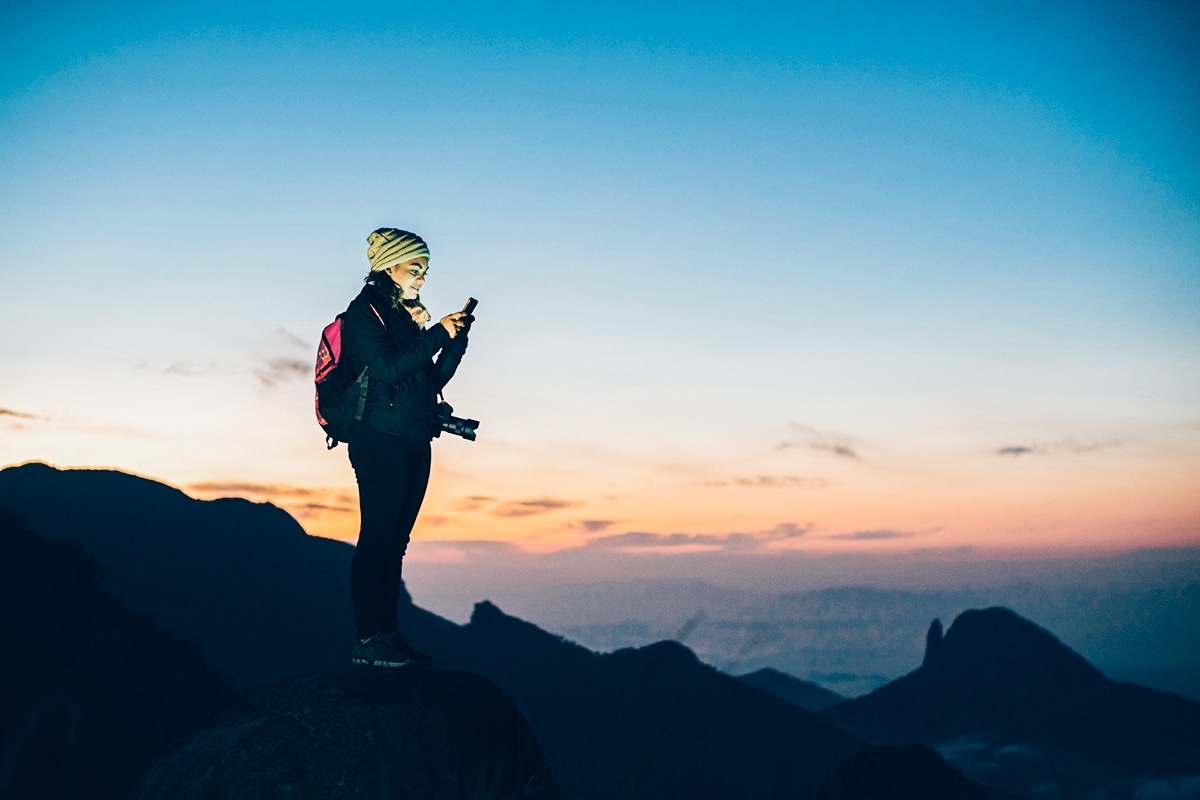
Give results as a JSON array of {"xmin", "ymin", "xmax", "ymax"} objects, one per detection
[{"xmin": 2, "ymin": 1, "xmax": 1198, "ymax": 589}]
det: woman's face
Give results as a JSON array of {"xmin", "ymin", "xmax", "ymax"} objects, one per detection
[{"xmin": 384, "ymin": 257, "xmax": 429, "ymax": 300}]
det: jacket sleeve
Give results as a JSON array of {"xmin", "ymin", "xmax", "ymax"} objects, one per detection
[
  {"xmin": 432, "ymin": 333, "xmax": 467, "ymax": 391},
  {"xmin": 344, "ymin": 298, "xmax": 452, "ymax": 384}
]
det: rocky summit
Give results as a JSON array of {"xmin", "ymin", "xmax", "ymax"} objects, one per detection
[{"xmin": 136, "ymin": 669, "xmax": 557, "ymax": 800}]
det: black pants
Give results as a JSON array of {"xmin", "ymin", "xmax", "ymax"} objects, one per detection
[{"xmin": 348, "ymin": 431, "xmax": 431, "ymax": 640}]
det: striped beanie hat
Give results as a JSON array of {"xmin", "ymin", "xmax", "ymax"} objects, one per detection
[{"xmin": 367, "ymin": 228, "xmax": 430, "ymax": 272}]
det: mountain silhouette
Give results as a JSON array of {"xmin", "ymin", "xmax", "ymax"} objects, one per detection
[
  {"xmin": 0, "ymin": 461, "xmax": 354, "ymax": 688},
  {"xmin": 401, "ymin": 599, "xmax": 870, "ymax": 799},
  {"xmin": 823, "ymin": 607, "xmax": 1200, "ymax": 797},
  {"xmin": 0, "ymin": 463, "xmax": 989, "ymax": 799},
  {"xmin": 0, "ymin": 510, "xmax": 235, "ymax": 800},
  {"xmin": 738, "ymin": 667, "xmax": 846, "ymax": 712}
]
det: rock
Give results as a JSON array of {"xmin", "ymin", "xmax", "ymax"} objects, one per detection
[
  {"xmin": 136, "ymin": 669, "xmax": 557, "ymax": 800},
  {"xmin": 923, "ymin": 618, "xmax": 944, "ymax": 667},
  {"xmin": 818, "ymin": 745, "xmax": 989, "ymax": 800}
]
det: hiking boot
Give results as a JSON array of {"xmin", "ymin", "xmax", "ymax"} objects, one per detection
[
  {"xmin": 386, "ymin": 630, "xmax": 435, "ymax": 666},
  {"xmin": 352, "ymin": 633, "xmax": 412, "ymax": 668},
  {"xmin": 351, "ymin": 631, "xmax": 435, "ymax": 668}
]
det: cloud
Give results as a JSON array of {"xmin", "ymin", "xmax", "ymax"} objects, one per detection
[
  {"xmin": 255, "ymin": 357, "xmax": 309, "ymax": 387},
  {"xmin": 299, "ymin": 502, "xmax": 354, "ymax": 513},
  {"xmin": 580, "ymin": 519, "xmax": 615, "ymax": 533},
  {"xmin": 781, "ymin": 424, "xmax": 861, "ymax": 460},
  {"xmin": 826, "ymin": 529, "xmax": 915, "ymax": 541},
  {"xmin": 455, "ymin": 494, "xmax": 578, "ymax": 517},
  {"xmin": 811, "ymin": 442, "xmax": 860, "ymax": 458},
  {"xmin": 455, "ymin": 495, "xmax": 496, "ymax": 512},
  {"xmin": 492, "ymin": 497, "xmax": 578, "ymax": 517},
  {"xmin": 697, "ymin": 475, "xmax": 827, "ymax": 489},
  {"xmin": 583, "ymin": 522, "xmax": 810, "ymax": 554},
  {"xmin": 165, "ymin": 360, "xmax": 218, "ymax": 376},
  {"xmin": 188, "ymin": 481, "xmax": 318, "ymax": 498},
  {"xmin": 752, "ymin": 522, "xmax": 809, "ymax": 540},
  {"xmin": 0, "ymin": 408, "xmax": 43, "ymax": 429},
  {"xmin": 186, "ymin": 481, "xmax": 357, "ymax": 513},
  {"xmin": 996, "ymin": 438, "xmax": 1121, "ymax": 457},
  {"xmin": 291, "ymin": 500, "xmax": 357, "ymax": 520},
  {"xmin": 584, "ymin": 531, "xmax": 728, "ymax": 553},
  {"xmin": 718, "ymin": 523, "xmax": 811, "ymax": 551}
]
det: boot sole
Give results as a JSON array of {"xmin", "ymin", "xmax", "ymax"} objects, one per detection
[{"xmin": 351, "ymin": 657, "xmax": 412, "ymax": 668}]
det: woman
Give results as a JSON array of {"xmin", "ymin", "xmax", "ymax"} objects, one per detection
[{"xmin": 340, "ymin": 227, "xmax": 470, "ymax": 668}]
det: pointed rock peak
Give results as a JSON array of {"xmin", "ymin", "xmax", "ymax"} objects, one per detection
[
  {"xmin": 923, "ymin": 618, "xmax": 944, "ymax": 667},
  {"xmin": 470, "ymin": 599, "xmax": 504, "ymax": 623},
  {"xmin": 468, "ymin": 600, "xmax": 549, "ymax": 638},
  {"xmin": 466, "ymin": 599, "xmax": 596, "ymax": 659},
  {"xmin": 941, "ymin": 606, "xmax": 1102, "ymax": 682}
]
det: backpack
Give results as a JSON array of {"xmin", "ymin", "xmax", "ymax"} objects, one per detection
[{"xmin": 314, "ymin": 301, "xmax": 385, "ymax": 449}]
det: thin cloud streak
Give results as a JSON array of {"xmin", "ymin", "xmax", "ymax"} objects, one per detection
[
  {"xmin": 586, "ymin": 531, "xmax": 728, "ymax": 550},
  {"xmin": 492, "ymin": 497, "xmax": 578, "ymax": 518},
  {"xmin": 189, "ymin": 481, "xmax": 320, "ymax": 499},
  {"xmin": 583, "ymin": 522, "xmax": 811, "ymax": 554},
  {"xmin": 781, "ymin": 424, "xmax": 862, "ymax": 460},
  {"xmin": 255, "ymin": 357, "xmax": 309, "ymax": 387},
  {"xmin": 826, "ymin": 529, "xmax": 916, "ymax": 541},
  {"xmin": 300, "ymin": 502, "xmax": 353, "ymax": 513},
  {"xmin": 455, "ymin": 495, "xmax": 497, "ymax": 512},
  {"xmin": 186, "ymin": 482, "xmax": 359, "ymax": 524},
  {"xmin": 996, "ymin": 438, "xmax": 1122, "ymax": 457},
  {"xmin": 697, "ymin": 475, "xmax": 828, "ymax": 489},
  {"xmin": 452, "ymin": 495, "xmax": 579, "ymax": 517},
  {"xmin": 165, "ymin": 361, "xmax": 219, "ymax": 376}
]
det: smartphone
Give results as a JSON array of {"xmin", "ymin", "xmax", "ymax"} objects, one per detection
[{"xmin": 462, "ymin": 297, "xmax": 478, "ymax": 315}]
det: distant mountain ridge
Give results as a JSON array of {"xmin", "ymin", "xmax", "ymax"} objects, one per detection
[
  {"xmin": 823, "ymin": 608, "xmax": 1200, "ymax": 797},
  {"xmin": 738, "ymin": 667, "xmax": 846, "ymax": 712},
  {"xmin": 0, "ymin": 462, "xmax": 985, "ymax": 799}
]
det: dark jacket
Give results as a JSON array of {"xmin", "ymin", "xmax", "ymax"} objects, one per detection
[{"xmin": 340, "ymin": 282, "xmax": 468, "ymax": 441}]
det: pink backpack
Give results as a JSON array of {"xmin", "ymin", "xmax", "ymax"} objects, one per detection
[{"xmin": 314, "ymin": 303, "xmax": 384, "ymax": 449}]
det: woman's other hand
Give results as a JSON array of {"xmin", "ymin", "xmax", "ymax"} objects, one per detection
[{"xmin": 439, "ymin": 312, "xmax": 468, "ymax": 339}]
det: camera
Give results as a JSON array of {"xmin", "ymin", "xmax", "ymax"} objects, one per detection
[{"xmin": 435, "ymin": 401, "xmax": 479, "ymax": 441}]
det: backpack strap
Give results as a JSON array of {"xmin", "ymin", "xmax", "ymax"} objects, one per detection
[{"xmin": 353, "ymin": 367, "xmax": 369, "ymax": 421}]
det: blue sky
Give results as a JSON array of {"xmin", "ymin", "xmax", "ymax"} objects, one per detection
[{"xmin": 1, "ymin": 1, "xmax": 1197, "ymax": 563}]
